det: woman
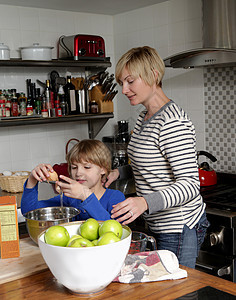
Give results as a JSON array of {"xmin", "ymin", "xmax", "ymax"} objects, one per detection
[
  {"xmin": 106, "ymin": 46, "xmax": 209, "ymax": 268},
  {"xmin": 21, "ymin": 139, "xmax": 125, "ymax": 220}
]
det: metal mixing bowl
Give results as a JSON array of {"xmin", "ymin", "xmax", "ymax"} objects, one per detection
[{"xmin": 24, "ymin": 207, "xmax": 80, "ymax": 244}]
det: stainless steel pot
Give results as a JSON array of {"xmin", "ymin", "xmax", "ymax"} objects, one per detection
[{"xmin": 19, "ymin": 43, "xmax": 54, "ymax": 61}]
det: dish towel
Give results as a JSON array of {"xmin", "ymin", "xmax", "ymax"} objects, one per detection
[{"xmin": 113, "ymin": 250, "xmax": 188, "ymax": 283}]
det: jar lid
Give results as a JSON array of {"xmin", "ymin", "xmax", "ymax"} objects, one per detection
[{"xmin": 0, "ymin": 43, "xmax": 10, "ymax": 50}]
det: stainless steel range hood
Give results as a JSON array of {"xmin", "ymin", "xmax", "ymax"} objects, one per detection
[{"xmin": 164, "ymin": 0, "xmax": 236, "ymax": 68}]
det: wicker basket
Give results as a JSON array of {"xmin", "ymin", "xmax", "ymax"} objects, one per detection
[{"xmin": 0, "ymin": 171, "xmax": 30, "ymax": 193}]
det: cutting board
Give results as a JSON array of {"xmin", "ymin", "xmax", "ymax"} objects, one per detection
[{"xmin": 0, "ymin": 237, "xmax": 48, "ymax": 284}]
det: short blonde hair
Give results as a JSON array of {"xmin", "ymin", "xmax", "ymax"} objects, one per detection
[
  {"xmin": 66, "ymin": 139, "xmax": 111, "ymax": 179},
  {"xmin": 115, "ymin": 46, "xmax": 165, "ymax": 87}
]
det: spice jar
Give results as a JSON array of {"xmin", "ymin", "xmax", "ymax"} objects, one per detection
[
  {"xmin": 41, "ymin": 109, "xmax": 48, "ymax": 118},
  {"xmin": 26, "ymin": 105, "xmax": 33, "ymax": 116},
  {"xmin": 0, "ymin": 98, "xmax": 6, "ymax": 117},
  {"xmin": 89, "ymin": 100, "xmax": 98, "ymax": 114}
]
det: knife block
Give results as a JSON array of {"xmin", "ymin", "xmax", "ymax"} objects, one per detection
[{"xmin": 89, "ymin": 85, "xmax": 114, "ymax": 113}]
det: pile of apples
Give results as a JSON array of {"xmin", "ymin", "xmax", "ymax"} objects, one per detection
[{"xmin": 44, "ymin": 218, "xmax": 123, "ymax": 247}]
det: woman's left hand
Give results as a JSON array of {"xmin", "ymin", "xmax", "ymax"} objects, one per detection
[
  {"xmin": 111, "ymin": 196, "xmax": 148, "ymax": 224},
  {"xmin": 57, "ymin": 175, "xmax": 92, "ymax": 201}
]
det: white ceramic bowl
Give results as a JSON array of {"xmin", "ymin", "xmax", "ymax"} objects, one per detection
[
  {"xmin": 19, "ymin": 43, "xmax": 53, "ymax": 60},
  {"xmin": 0, "ymin": 43, "xmax": 10, "ymax": 60},
  {"xmin": 38, "ymin": 221, "xmax": 131, "ymax": 295}
]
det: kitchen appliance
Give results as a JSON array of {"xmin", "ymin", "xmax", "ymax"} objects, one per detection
[
  {"xmin": 102, "ymin": 120, "xmax": 130, "ymax": 168},
  {"xmin": 164, "ymin": 0, "xmax": 236, "ymax": 68},
  {"xmin": 58, "ymin": 34, "xmax": 106, "ymax": 60},
  {"xmin": 198, "ymin": 150, "xmax": 217, "ymax": 186},
  {"xmin": 19, "ymin": 43, "xmax": 53, "ymax": 61},
  {"xmin": 196, "ymin": 173, "xmax": 236, "ymax": 282}
]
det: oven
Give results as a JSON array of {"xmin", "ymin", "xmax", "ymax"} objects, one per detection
[{"xmin": 196, "ymin": 173, "xmax": 236, "ymax": 282}]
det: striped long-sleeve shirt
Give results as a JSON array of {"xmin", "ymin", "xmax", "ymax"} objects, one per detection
[{"xmin": 127, "ymin": 100, "xmax": 205, "ymax": 233}]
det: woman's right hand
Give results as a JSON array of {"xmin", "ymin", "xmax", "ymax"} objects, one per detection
[
  {"xmin": 26, "ymin": 163, "xmax": 54, "ymax": 188},
  {"xmin": 104, "ymin": 169, "xmax": 120, "ymax": 188}
]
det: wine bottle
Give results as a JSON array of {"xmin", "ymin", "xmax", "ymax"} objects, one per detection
[{"xmin": 64, "ymin": 76, "xmax": 79, "ymax": 115}]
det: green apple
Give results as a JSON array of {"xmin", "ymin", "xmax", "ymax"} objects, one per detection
[
  {"xmin": 69, "ymin": 237, "xmax": 94, "ymax": 248},
  {"xmin": 79, "ymin": 218, "xmax": 99, "ymax": 241},
  {"xmin": 99, "ymin": 220, "xmax": 123, "ymax": 238},
  {"xmin": 97, "ymin": 232, "xmax": 121, "ymax": 246},
  {"xmin": 66, "ymin": 234, "xmax": 82, "ymax": 247},
  {"xmin": 92, "ymin": 239, "xmax": 98, "ymax": 246},
  {"xmin": 44, "ymin": 225, "xmax": 70, "ymax": 247}
]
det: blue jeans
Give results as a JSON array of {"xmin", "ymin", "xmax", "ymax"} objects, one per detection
[{"xmin": 151, "ymin": 212, "xmax": 209, "ymax": 269}]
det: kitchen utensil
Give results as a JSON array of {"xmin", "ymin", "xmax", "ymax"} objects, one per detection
[
  {"xmin": 20, "ymin": 43, "xmax": 54, "ymax": 61},
  {"xmin": 24, "ymin": 207, "xmax": 80, "ymax": 244},
  {"xmin": 197, "ymin": 150, "xmax": 217, "ymax": 186},
  {"xmin": 129, "ymin": 231, "xmax": 157, "ymax": 254},
  {"xmin": 0, "ymin": 43, "xmax": 10, "ymax": 60},
  {"xmin": 38, "ymin": 221, "xmax": 131, "ymax": 294},
  {"xmin": 58, "ymin": 34, "xmax": 106, "ymax": 60}
]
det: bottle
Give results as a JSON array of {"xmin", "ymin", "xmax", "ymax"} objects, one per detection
[
  {"xmin": 30, "ymin": 82, "xmax": 36, "ymax": 110},
  {"xmin": 18, "ymin": 92, "xmax": 27, "ymax": 116},
  {"xmin": 11, "ymin": 89, "xmax": 18, "ymax": 117},
  {"xmin": 45, "ymin": 80, "xmax": 51, "ymax": 117},
  {"xmin": 35, "ymin": 88, "xmax": 42, "ymax": 115},
  {"xmin": 58, "ymin": 84, "xmax": 67, "ymax": 116},
  {"xmin": 63, "ymin": 76, "xmax": 78, "ymax": 115}
]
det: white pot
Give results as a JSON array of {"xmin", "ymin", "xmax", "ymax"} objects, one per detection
[
  {"xmin": 0, "ymin": 43, "xmax": 10, "ymax": 60},
  {"xmin": 20, "ymin": 43, "xmax": 54, "ymax": 61}
]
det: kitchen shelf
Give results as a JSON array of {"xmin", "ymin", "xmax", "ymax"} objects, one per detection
[
  {"xmin": 0, "ymin": 58, "xmax": 111, "ymax": 70},
  {"xmin": 0, "ymin": 113, "xmax": 114, "ymax": 139},
  {"xmin": 0, "ymin": 58, "xmax": 113, "ymax": 138}
]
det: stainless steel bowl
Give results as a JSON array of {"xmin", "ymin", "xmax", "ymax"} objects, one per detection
[{"xmin": 24, "ymin": 207, "xmax": 80, "ymax": 244}]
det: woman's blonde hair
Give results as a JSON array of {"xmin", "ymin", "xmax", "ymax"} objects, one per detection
[
  {"xmin": 66, "ymin": 139, "xmax": 111, "ymax": 180},
  {"xmin": 115, "ymin": 46, "xmax": 165, "ymax": 87}
]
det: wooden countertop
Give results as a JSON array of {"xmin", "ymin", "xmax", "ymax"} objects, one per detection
[{"xmin": 0, "ymin": 258, "xmax": 235, "ymax": 299}]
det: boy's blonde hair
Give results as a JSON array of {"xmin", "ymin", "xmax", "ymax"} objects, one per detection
[
  {"xmin": 66, "ymin": 139, "xmax": 111, "ymax": 180},
  {"xmin": 115, "ymin": 46, "xmax": 165, "ymax": 88}
]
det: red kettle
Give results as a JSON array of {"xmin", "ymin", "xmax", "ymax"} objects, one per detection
[{"xmin": 197, "ymin": 151, "xmax": 217, "ymax": 186}]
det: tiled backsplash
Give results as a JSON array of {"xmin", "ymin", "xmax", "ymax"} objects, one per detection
[{"xmin": 204, "ymin": 66, "xmax": 236, "ymax": 174}]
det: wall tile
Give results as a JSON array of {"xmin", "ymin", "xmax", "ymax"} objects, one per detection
[{"xmin": 19, "ymin": 7, "xmax": 40, "ymax": 31}]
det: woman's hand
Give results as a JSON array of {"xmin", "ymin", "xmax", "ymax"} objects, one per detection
[
  {"xmin": 26, "ymin": 163, "xmax": 54, "ymax": 188},
  {"xmin": 57, "ymin": 175, "xmax": 92, "ymax": 201},
  {"xmin": 111, "ymin": 196, "xmax": 148, "ymax": 224},
  {"xmin": 104, "ymin": 169, "xmax": 120, "ymax": 188}
]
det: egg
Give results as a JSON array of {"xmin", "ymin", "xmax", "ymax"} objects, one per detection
[{"xmin": 3, "ymin": 170, "xmax": 12, "ymax": 176}]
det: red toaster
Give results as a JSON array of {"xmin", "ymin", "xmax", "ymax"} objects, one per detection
[{"xmin": 58, "ymin": 34, "xmax": 106, "ymax": 60}]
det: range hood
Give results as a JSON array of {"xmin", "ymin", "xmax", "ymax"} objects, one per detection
[{"xmin": 164, "ymin": 0, "xmax": 236, "ymax": 68}]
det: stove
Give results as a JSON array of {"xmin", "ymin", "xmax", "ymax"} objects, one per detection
[{"xmin": 196, "ymin": 173, "xmax": 236, "ymax": 282}]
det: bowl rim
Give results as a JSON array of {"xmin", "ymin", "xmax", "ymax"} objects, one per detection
[
  {"xmin": 38, "ymin": 220, "xmax": 132, "ymax": 248},
  {"xmin": 23, "ymin": 206, "xmax": 80, "ymax": 221}
]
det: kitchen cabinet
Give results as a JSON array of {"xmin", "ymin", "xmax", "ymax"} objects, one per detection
[{"xmin": 0, "ymin": 58, "xmax": 113, "ymax": 139}]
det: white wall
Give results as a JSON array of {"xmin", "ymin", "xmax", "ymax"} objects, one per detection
[
  {"xmin": 0, "ymin": 0, "xmax": 206, "ymax": 174},
  {"xmin": 113, "ymin": 0, "xmax": 205, "ymax": 151}
]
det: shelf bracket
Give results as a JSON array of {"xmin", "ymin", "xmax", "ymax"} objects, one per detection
[{"xmin": 88, "ymin": 118, "xmax": 110, "ymax": 139}]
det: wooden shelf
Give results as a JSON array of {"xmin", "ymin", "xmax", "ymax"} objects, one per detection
[
  {"xmin": 0, "ymin": 113, "xmax": 114, "ymax": 139},
  {"xmin": 0, "ymin": 58, "xmax": 111, "ymax": 70}
]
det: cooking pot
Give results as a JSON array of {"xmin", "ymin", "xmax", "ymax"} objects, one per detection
[
  {"xmin": 19, "ymin": 43, "xmax": 53, "ymax": 61},
  {"xmin": 0, "ymin": 43, "xmax": 10, "ymax": 60},
  {"xmin": 197, "ymin": 151, "xmax": 217, "ymax": 186}
]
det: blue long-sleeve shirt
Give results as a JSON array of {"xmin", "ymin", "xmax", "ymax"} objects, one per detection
[{"xmin": 21, "ymin": 180, "xmax": 125, "ymax": 221}]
